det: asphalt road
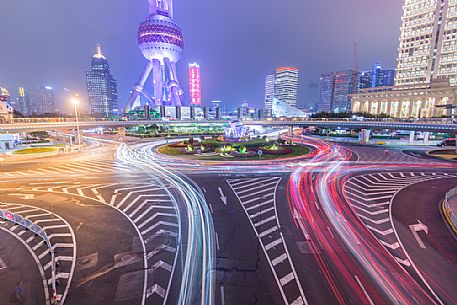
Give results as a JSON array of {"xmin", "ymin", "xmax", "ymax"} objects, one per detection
[
  {"xmin": 391, "ymin": 178, "xmax": 457, "ymax": 305},
  {"xmin": 1, "ymin": 135, "xmax": 457, "ymax": 305}
]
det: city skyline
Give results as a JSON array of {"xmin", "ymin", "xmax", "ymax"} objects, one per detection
[{"xmin": 0, "ymin": 0, "xmax": 402, "ymax": 110}]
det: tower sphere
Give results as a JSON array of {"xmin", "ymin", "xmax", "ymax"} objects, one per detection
[{"xmin": 137, "ymin": 15, "xmax": 184, "ymax": 63}]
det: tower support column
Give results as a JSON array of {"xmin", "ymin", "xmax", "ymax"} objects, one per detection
[{"xmin": 153, "ymin": 59, "xmax": 162, "ymax": 106}]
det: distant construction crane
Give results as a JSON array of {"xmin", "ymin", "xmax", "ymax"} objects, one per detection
[{"xmin": 352, "ymin": 42, "xmax": 359, "ymax": 94}]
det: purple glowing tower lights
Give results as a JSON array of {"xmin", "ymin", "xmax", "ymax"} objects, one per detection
[{"xmin": 124, "ymin": 0, "xmax": 185, "ymax": 112}]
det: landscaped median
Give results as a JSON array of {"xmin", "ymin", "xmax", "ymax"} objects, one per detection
[
  {"xmin": 442, "ymin": 187, "xmax": 457, "ymax": 235},
  {"xmin": 12, "ymin": 147, "xmax": 58, "ymax": 155},
  {"xmin": 6, "ymin": 146, "xmax": 62, "ymax": 161},
  {"xmin": 427, "ymin": 149, "xmax": 457, "ymax": 161},
  {"xmin": 157, "ymin": 137, "xmax": 311, "ymax": 161}
]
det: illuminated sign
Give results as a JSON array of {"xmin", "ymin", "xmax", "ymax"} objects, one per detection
[{"xmin": 189, "ymin": 63, "xmax": 201, "ymax": 105}]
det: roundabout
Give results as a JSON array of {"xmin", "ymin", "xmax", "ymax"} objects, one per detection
[{"xmin": 156, "ymin": 121, "xmax": 311, "ymax": 161}]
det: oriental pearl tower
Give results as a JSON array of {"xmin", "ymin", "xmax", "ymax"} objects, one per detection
[{"xmin": 124, "ymin": 0, "xmax": 184, "ymax": 112}]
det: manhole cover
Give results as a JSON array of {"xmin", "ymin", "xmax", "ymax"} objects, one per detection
[{"xmin": 77, "ymin": 253, "xmax": 98, "ymax": 270}]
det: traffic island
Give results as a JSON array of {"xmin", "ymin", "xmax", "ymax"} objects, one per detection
[
  {"xmin": 427, "ymin": 149, "xmax": 457, "ymax": 162},
  {"xmin": 158, "ymin": 140, "xmax": 310, "ymax": 161}
]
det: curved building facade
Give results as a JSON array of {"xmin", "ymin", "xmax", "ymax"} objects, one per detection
[{"xmin": 124, "ymin": 0, "xmax": 185, "ymax": 112}]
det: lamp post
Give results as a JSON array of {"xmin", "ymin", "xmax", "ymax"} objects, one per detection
[{"xmin": 72, "ymin": 98, "xmax": 82, "ymax": 150}]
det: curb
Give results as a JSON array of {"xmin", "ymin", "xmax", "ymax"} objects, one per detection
[
  {"xmin": 440, "ymin": 199, "xmax": 457, "ymax": 237},
  {"xmin": 426, "ymin": 149, "xmax": 457, "ymax": 162}
]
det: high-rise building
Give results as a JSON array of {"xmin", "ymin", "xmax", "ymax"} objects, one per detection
[
  {"xmin": 380, "ymin": 70, "xmax": 395, "ymax": 87},
  {"xmin": 12, "ymin": 87, "xmax": 32, "ymax": 115},
  {"xmin": 318, "ymin": 73, "xmax": 335, "ymax": 112},
  {"xmin": 395, "ymin": 0, "xmax": 457, "ymax": 86},
  {"xmin": 125, "ymin": 0, "xmax": 185, "ymax": 111},
  {"xmin": 359, "ymin": 64, "xmax": 396, "ymax": 89},
  {"xmin": 306, "ymin": 83, "xmax": 319, "ymax": 108},
  {"xmin": 274, "ymin": 67, "xmax": 299, "ymax": 107},
  {"xmin": 333, "ymin": 70, "xmax": 357, "ymax": 113},
  {"xmin": 319, "ymin": 70, "xmax": 357, "ymax": 113},
  {"xmin": 40, "ymin": 86, "xmax": 56, "ymax": 114},
  {"xmin": 85, "ymin": 44, "xmax": 118, "ymax": 117},
  {"xmin": 189, "ymin": 63, "xmax": 201, "ymax": 105},
  {"xmin": 359, "ymin": 71, "xmax": 373, "ymax": 90},
  {"xmin": 264, "ymin": 74, "xmax": 275, "ymax": 115}
]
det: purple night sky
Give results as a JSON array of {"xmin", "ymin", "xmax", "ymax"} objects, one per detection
[{"xmin": 0, "ymin": 0, "xmax": 402, "ymax": 112}]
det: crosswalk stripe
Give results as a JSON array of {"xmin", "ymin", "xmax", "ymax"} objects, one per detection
[
  {"xmin": 240, "ymin": 187, "xmax": 276, "ymax": 199},
  {"xmin": 265, "ymin": 238, "xmax": 283, "ymax": 251},
  {"xmin": 249, "ymin": 206, "xmax": 275, "ymax": 219},
  {"xmin": 272, "ymin": 253, "xmax": 288, "ymax": 266},
  {"xmin": 254, "ymin": 215, "xmax": 276, "ymax": 227},
  {"xmin": 259, "ymin": 226, "xmax": 278, "ymax": 238},
  {"xmin": 246, "ymin": 199, "xmax": 275, "ymax": 211},
  {"xmin": 280, "ymin": 272, "xmax": 295, "ymax": 286}
]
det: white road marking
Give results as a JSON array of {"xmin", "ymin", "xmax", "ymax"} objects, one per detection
[
  {"xmin": 221, "ymin": 286, "xmax": 226, "ymax": 305},
  {"xmin": 215, "ymin": 232, "xmax": 220, "ymax": 251},
  {"xmin": 0, "ymin": 257, "xmax": 6, "ymax": 270},
  {"xmin": 409, "ymin": 220, "xmax": 428, "ymax": 249},
  {"xmin": 355, "ymin": 275, "xmax": 376, "ymax": 305}
]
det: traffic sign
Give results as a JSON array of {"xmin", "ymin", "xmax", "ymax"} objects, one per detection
[{"xmin": 257, "ymin": 150, "xmax": 263, "ymax": 156}]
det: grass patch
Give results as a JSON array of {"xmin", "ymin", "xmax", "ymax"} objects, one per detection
[
  {"xmin": 12, "ymin": 147, "xmax": 58, "ymax": 155},
  {"xmin": 157, "ymin": 145, "xmax": 184, "ymax": 156}
]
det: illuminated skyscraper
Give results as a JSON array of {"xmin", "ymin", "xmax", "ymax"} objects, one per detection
[
  {"xmin": 319, "ymin": 70, "xmax": 357, "ymax": 113},
  {"xmin": 274, "ymin": 67, "xmax": 299, "ymax": 107},
  {"xmin": 124, "ymin": 0, "xmax": 185, "ymax": 112},
  {"xmin": 189, "ymin": 63, "xmax": 201, "ymax": 105},
  {"xmin": 40, "ymin": 86, "xmax": 56, "ymax": 114},
  {"xmin": 333, "ymin": 70, "xmax": 357, "ymax": 113},
  {"xmin": 12, "ymin": 87, "xmax": 32, "ymax": 115},
  {"xmin": 318, "ymin": 73, "xmax": 335, "ymax": 112},
  {"xmin": 264, "ymin": 74, "xmax": 275, "ymax": 116},
  {"xmin": 85, "ymin": 44, "xmax": 118, "ymax": 117},
  {"xmin": 359, "ymin": 64, "xmax": 395, "ymax": 89},
  {"xmin": 395, "ymin": 0, "xmax": 457, "ymax": 86}
]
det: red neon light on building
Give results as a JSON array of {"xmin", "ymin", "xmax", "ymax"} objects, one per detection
[{"xmin": 189, "ymin": 63, "xmax": 201, "ymax": 105}]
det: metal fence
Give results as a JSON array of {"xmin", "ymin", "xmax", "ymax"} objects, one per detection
[{"xmin": 0, "ymin": 209, "xmax": 58, "ymax": 304}]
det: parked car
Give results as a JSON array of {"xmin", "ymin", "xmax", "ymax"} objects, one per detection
[{"xmin": 437, "ymin": 138, "xmax": 456, "ymax": 147}]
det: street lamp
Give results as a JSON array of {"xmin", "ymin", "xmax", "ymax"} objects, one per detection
[{"xmin": 71, "ymin": 98, "xmax": 82, "ymax": 150}]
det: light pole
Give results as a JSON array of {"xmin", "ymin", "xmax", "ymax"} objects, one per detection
[{"xmin": 72, "ymin": 98, "xmax": 82, "ymax": 150}]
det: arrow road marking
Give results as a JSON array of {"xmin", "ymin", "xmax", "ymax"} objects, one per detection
[
  {"xmin": 0, "ymin": 257, "xmax": 6, "ymax": 270},
  {"xmin": 409, "ymin": 220, "xmax": 428, "ymax": 249},
  {"xmin": 394, "ymin": 256, "xmax": 411, "ymax": 267},
  {"xmin": 218, "ymin": 187, "xmax": 227, "ymax": 205}
]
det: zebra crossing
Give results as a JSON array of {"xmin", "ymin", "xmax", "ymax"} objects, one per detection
[
  {"xmin": 344, "ymin": 171, "xmax": 457, "ymax": 268},
  {"xmin": 227, "ymin": 177, "xmax": 307, "ymax": 305},
  {"xmin": 15, "ymin": 181, "xmax": 179, "ymax": 305},
  {"xmin": 0, "ymin": 159, "xmax": 134, "ymax": 177},
  {"xmin": 0, "ymin": 203, "xmax": 75, "ymax": 304}
]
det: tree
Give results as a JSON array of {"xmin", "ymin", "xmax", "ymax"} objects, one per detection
[{"xmin": 30, "ymin": 131, "xmax": 49, "ymax": 140}]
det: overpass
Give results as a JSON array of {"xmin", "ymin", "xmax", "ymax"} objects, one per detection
[{"xmin": 1, "ymin": 118, "xmax": 457, "ymax": 133}]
